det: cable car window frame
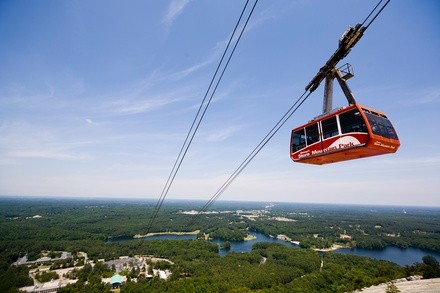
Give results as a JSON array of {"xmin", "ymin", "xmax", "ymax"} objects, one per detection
[
  {"xmin": 339, "ymin": 109, "xmax": 368, "ymax": 134},
  {"xmin": 363, "ymin": 110, "xmax": 399, "ymax": 140},
  {"xmin": 321, "ymin": 116, "xmax": 339, "ymax": 139},
  {"xmin": 291, "ymin": 128, "xmax": 306, "ymax": 152},
  {"xmin": 305, "ymin": 123, "xmax": 320, "ymax": 146}
]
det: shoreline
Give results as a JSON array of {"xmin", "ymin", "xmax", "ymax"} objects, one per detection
[
  {"xmin": 244, "ymin": 234, "xmax": 257, "ymax": 241},
  {"xmin": 313, "ymin": 244, "xmax": 348, "ymax": 252},
  {"xmin": 134, "ymin": 230, "xmax": 200, "ymax": 239},
  {"xmin": 134, "ymin": 231, "xmax": 258, "ymax": 242}
]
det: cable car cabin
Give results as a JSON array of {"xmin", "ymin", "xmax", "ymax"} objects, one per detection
[{"xmin": 290, "ymin": 104, "xmax": 399, "ymax": 165}]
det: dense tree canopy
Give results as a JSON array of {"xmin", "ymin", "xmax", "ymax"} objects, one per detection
[{"xmin": 1, "ymin": 198, "xmax": 439, "ymax": 292}]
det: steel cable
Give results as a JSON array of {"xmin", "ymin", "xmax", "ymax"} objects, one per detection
[
  {"xmin": 146, "ymin": 0, "xmax": 260, "ymax": 233},
  {"xmin": 189, "ymin": 0, "xmax": 392, "ymax": 224}
]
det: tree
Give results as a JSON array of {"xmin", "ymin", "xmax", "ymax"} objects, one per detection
[
  {"xmin": 35, "ymin": 271, "xmax": 59, "ymax": 283},
  {"xmin": 421, "ymin": 255, "xmax": 440, "ymax": 279},
  {"xmin": 221, "ymin": 241, "xmax": 231, "ymax": 250},
  {"xmin": 422, "ymin": 255, "xmax": 439, "ymax": 267},
  {"xmin": 386, "ymin": 282, "xmax": 400, "ymax": 293},
  {"xmin": 0, "ymin": 265, "xmax": 33, "ymax": 291}
]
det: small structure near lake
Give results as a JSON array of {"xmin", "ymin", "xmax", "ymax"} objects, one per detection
[{"xmin": 110, "ymin": 274, "xmax": 123, "ymax": 289}]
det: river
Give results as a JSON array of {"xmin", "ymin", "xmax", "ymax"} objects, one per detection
[{"xmin": 114, "ymin": 231, "xmax": 440, "ymax": 266}]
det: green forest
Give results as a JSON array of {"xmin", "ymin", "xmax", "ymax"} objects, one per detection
[{"xmin": 1, "ymin": 197, "xmax": 440, "ymax": 292}]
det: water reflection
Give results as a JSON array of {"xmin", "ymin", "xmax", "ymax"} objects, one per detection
[
  {"xmin": 334, "ymin": 246, "xmax": 440, "ymax": 266},
  {"xmin": 129, "ymin": 231, "xmax": 440, "ymax": 266},
  {"xmin": 212, "ymin": 231, "xmax": 300, "ymax": 256}
]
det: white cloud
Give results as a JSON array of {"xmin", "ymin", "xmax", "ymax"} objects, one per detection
[
  {"xmin": 119, "ymin": 99, "xmax": 174, "ymax": 114},
  {"xmin": 92, "ymin": 68, "xmax": 203, "ymax": 116},
  {"xmin": 9, "ymin": 148, "xmax": 88, "ymax": 160},
  {"xmin": 165, "ymin": 59, "xmax": 213, "ymax": 81},
  {"xmin": 206, "ymin": 125, "xmax": 244, "ymax": 142},
  {"xmin": 0, "ymin": 121, "xmax": 95, "ymax": 163},
  {"xmin": 0, "ymin": 83, "xmax": 57, "ymax": 108},
  {"xmin": 100, "ymin": 90, "xmax": 189, "ymax": 116},
  {"xmin": 396, "ymin": 86, "xmax": 440, "ymax": 106},
  {"xmin": 413, "ymin": 88, "xmax": 440, "ymax": 105},
  {"xmin": 160, "ymin": 0, "xmax": 270, "ymax": 82},
  {"xmin": 162, "ymin": 0, "xmax": 191, "ymax": 28}
]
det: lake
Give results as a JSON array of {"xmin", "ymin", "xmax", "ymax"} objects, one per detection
[
  {"xmin": 211, "ymin": 231, "xmax": 300, "ymax": 257},
  {"xmin": 121, "ymin": 231, "xmax": 440, "ymax": 266},
  {"xmin": 334, "ymin": 246, "xmax": 440, "ymax": 266}
]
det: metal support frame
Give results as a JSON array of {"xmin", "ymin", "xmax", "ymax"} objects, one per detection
[
  {"xmin": 322, "ymin": 64, "xmax": 357, "ymax": 115},
  {"xmin": 322, "ymin": 73, "xmax": 334, "ymax": 114}
]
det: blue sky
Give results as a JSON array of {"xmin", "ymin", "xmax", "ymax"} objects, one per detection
[{"xmin": 1, "ymin": 0, "xmax": 439, "ymax": 206}]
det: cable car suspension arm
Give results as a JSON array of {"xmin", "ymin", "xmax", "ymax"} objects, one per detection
[
  {"xmin": 322, "ymin": 64, "xmax": 357, "ymax": 114},
  {"xmin": 305, "ymin": 0, "xmax": 391, "ymax": 94},
  {"xmin": 306, "ymin": 24, "xmax": 364, "ymax": 93}
]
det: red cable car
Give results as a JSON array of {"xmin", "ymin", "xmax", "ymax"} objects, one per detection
[
  {"xmin": 291, "ymin": 64, "xmax": 400, "ymax": 165},
  {"xmin": 290, "ymin": 104, "xmax": 400, "ymax": 165}
]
